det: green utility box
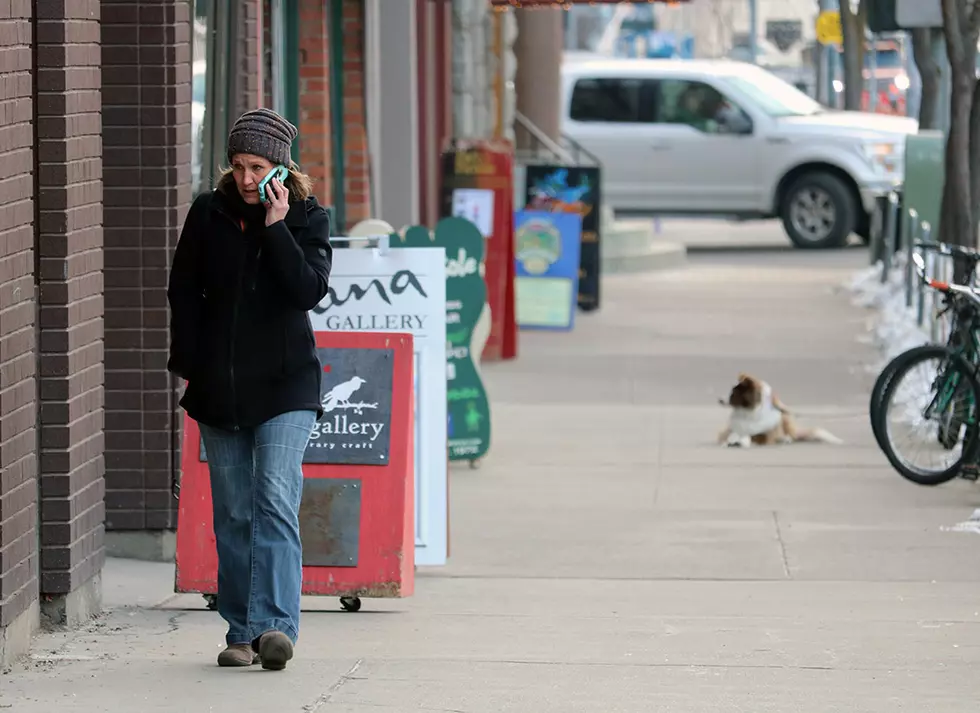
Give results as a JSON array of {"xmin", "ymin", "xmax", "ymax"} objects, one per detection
[{"xmin": 903, "ymin": 131, "xmax": 945, "ymax": 234}]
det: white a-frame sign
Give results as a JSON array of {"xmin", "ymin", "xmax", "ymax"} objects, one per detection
[{"xmin": 308, "ymin": 230, "xmax": 448, "ymax": 566}]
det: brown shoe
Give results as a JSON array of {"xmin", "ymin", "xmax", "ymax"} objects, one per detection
[
  {"xmin": 217, "ymin": 643, "xmax": 259, "ymax": 667},
  {"xmin": 257, "ymin": 630, "xmax": 294, "ymax": 671}
]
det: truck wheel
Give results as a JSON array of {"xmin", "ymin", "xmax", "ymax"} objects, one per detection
[{"xmin": 780, "ymin": 172, "xmax": 857, "ymax": 249}]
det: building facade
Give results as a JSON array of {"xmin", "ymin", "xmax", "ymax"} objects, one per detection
[
  {"xmin": 655, "ymin": 0, "xmax": 821, "ymax": 64},
  {"xmin": 0, "ymin": 0, "xmax": 452, "ymax": 666}
]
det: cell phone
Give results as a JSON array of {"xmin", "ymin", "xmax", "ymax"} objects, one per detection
[{"xmin": 258, "ymin": 165, "xmax": 289, "ymax": 202}]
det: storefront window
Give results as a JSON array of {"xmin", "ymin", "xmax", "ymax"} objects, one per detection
[
  {"xmin": 263, "ymin": 0, "xmax": 287, "ymax": 116},
  {"xmin": 190, "ymin": 0, "xmax": 236, "ymax": 195},
  {"xmin": 191, "ymin": 0, "xmax": 210, "ymax": 193},
  {"xmin": 191, "ymin": 0, "xmax": 296, "ymax": 196}
]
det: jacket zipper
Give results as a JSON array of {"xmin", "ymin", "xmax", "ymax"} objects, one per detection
[{"xmin": 250, "ymin": 247, "xmax": 262, "ymax": 292}]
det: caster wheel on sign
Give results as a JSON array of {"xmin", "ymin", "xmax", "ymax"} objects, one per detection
[
  {"xmin": 204, "ymin": 594, "xmax": 218, "ymax": 611},
  {"xmin": 340, "ymin": 597, "xmax": 362, "ymax": 612}
]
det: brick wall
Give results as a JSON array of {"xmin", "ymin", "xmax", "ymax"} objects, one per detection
[
  {"xmin": 234, "ymin": 0, "xmax": 260, "ymax": 120},
  {"xmin": 298, "ymin": 0, "xmax": 332, "ymax": 200},
  {"xmin": 102, "ymin": 0, "xmax": 192, "ymax": 534},
  {"xmin": 0, "ymin": 0, "xmax": 38, "ymax": 639},
  {"xmin": 34, "ymin": 0, "xmax": 105, "ymax": 608},
  {"xmin": 341, "ymin": 0, "xmax": 371, "ymax": 228}
]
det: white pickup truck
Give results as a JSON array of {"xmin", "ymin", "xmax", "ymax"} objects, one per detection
[{"xmin": 561, "ymin": 57, "xmax": 917, "ymax": 249}]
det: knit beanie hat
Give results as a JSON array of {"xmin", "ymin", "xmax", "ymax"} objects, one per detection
[{"xmin": 226, "ymin": 108, "xmax": 297, "ymax": 166}]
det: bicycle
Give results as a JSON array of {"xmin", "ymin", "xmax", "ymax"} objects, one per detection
[
  {"xmin": 869, "ymin": 241, "xmax": 980, "ymax": 450},
  {"xmin": 870, "ymin": 241, "xmax": 980, "ymax": 485}
]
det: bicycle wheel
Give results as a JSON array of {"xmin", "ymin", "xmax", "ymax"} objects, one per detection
[
  {"xmin": 878, "ymin": 357, "xmax": 967, "ymax": 453},
  {"xmin": 873, "ymin": 345, "xmax": 980, "ymax": 486},
  {"xmin": 869, "ymin": 348, "xmax": 927, "ymax": 450}
]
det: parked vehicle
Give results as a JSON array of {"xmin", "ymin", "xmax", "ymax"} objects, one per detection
[{"xmin": 560, "ymin": 58, "xmax": 918, "ymax": 249}]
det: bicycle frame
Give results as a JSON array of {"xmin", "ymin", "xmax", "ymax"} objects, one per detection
[{"xmin": 911, "ymin": 246, "xmax": 980, "ymax": 426}]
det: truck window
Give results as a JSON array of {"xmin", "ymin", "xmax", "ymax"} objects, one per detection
[
  {"xmin": 569, "ymin": 78, "xmax": 645, "ymax": 123},
  {"xmin": 656, "ymin": 79, "xmax": 750, "ymax": 134}
]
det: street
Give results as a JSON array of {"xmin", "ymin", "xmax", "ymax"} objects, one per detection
[
  {"xmin": 4, "ymin": 247, "xmax": 980, "ymax": 712},
  {"xmin": 643, "ymin": 216, "xmax": 870, "ymax": 253}
]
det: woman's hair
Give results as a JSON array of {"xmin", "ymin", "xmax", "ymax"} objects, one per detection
[{"xmin": 215, "ymin": 159, "xmax": 315, "ymax": 201}]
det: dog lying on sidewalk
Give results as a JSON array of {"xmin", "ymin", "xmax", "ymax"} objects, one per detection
[{"xmin": 717, "ymin": 373, "xmax": 843, "ymax": 447}]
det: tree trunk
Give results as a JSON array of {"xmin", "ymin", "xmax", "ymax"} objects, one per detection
[
  {"xmin": 939, "ymin": 0, "xmax": 980, "ymax": 260},
  {"xmin": 970, "ymin": 77, "xmax": 980, "ymax": 245},
  {"xmin": 840, "ymin": 0, "xmax": 866, "ymax": 111},
  {"xmin": 942, "ymin": 81, "xmax": 973, "ymax": 249},
  {"xmin": 911, "ymin": 28, "xmax": 941, "ymax": 130}
]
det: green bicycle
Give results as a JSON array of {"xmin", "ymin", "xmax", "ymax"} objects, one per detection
[{"xmin": 870, "ymin": 242, "xmax": 980, "ymax": 486}]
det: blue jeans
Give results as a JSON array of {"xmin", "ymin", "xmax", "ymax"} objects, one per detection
[{"xmin": 199, "ymin": 410, "xmax": 317, "ymax": 647}]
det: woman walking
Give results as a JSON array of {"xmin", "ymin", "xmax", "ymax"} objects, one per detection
[{"xmin": 167, "ymin": 108, "xmax": 332, "ymax": 670}]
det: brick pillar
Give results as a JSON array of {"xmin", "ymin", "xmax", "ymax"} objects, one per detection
[
  {"xmin": 298, "ymin": 0, "xmax": 332, "ymax": 199},
  {"xmin": 341, "ymin": 0, "xmax": 371, "ymax": 228},
  {"xmin": 101, "ymin": 0, "xmax": 192, "ymax": 559},
  {"xmin": 0, "ymin": 0, "xmax": 40, "ymax": 664},
  {"xmin": 34, "ymin": 0, "xmax": 105, "ymax": 625}
]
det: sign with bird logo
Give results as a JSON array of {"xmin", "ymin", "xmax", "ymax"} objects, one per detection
[
  {"xmin": 306, "ymin": 347, "xmax": 395, "ymax": 465},
  {"xmin": 175, "ymin": 331, "xmax": 417, "ymax": 602}
]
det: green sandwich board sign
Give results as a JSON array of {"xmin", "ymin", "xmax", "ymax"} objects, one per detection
[{"xmin": 393, "ymin": 217, "xmax": 491, "ymax": 462}]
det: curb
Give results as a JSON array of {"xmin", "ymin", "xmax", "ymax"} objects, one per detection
[{"xmin": 601, "ymin": 218, "xmax": 687, "ymax": 274}]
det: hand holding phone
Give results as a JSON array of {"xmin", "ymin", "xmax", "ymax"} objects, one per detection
[
  {"xmin": 261, "ymin": 166, "xmax": 291, "ymax": 226},
  {"xmin": 258, "ymin": 165, "xmax": 289, "ymax": 203}
]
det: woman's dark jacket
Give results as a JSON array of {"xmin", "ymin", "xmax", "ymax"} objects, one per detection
[{"xmin": 166, "ymin": 186, "xmax": 332, "ymax": 431}]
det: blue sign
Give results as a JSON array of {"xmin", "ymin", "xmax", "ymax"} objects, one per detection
[
  {"xmin": 616, "ymin": 30, "xmax": 694, "ymax": 60},
  {"xmin": 513, "ymin": 210, "xmax": 583, "ymax": 331}
]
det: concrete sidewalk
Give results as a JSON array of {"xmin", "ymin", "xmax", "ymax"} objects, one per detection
[{"xmin": 4, "ymin": 249, "xmax": 980, "ymax": 712}]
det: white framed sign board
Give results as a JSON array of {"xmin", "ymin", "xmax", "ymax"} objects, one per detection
[{"xmin": 308, "ymin": 245, "xmax": 449, "ymax": 566}]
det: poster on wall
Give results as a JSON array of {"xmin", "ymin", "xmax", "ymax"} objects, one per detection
[
  {"xmin": 393, "ymin": 217, "xmax": 491, "ymax": 462},
  {"xmin": 451, "ymin": 188, "xmax": 495, "ymax": 238},
  {"xmin": 524, "ymin": 164, "xmax": 602, "ymax": 312},
  {"xmin": 308, "ymin": 246, "xmax": 449, "ymax": 567},
  {"xmin": 513, "ymin": 210, "xmax": 583, "ymax": 331},
  {"xmin": 439, "ymin": 138, "xmax": 518, "ymax": 361}
]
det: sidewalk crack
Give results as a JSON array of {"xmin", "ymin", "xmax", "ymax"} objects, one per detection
[
  {"xmin": 772, "ymin": 511, "xmax": 791, "ymax": 579},
  {"xmin": 302, "ymin": 658, "xmax": 364, "ymax": 711}
]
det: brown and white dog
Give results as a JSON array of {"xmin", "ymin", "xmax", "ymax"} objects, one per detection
[{"xmin": 717, "ymin": 373, "xmax": 843, "ymax": 447}]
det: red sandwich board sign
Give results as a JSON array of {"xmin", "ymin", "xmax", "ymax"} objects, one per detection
[
  {"xmin": 439, "ymin": 138, "xmax": 518, "ymax": 361},
  {"xmin": 174, "ymin": 331, "xmax": 415, "ymax": 609}
]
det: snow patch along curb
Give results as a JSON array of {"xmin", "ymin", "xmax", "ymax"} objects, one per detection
[
  {"xmin": 940, "ymin": 508, "xmax": 980, "ymax": 535},
  {"xmin": 844, "ymin": 255, "xmax": 934, "ymax": 375}
]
